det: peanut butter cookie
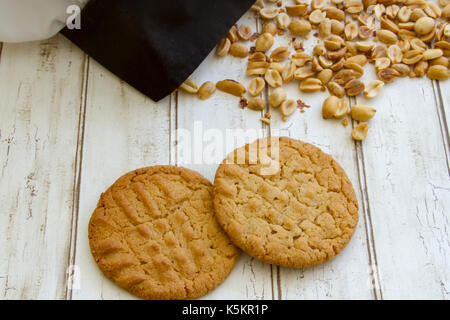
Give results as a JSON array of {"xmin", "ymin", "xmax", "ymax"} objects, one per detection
[
  {"xmin": 214, "ymin": 137, "xmax": 358, "ymax": 268},
  {"xmin": 89, "ymin": 166, "xmax": 240, "ymax": 299}
]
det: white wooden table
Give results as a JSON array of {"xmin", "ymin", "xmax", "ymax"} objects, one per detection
[{"xmin": 0, "ymin": 9, "xmax": 449, "ymax": 300}]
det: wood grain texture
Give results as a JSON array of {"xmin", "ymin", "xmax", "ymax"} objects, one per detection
[
  {"xmin": 0, "ymin": 35, "xmax": 85, "ymax": 299},
  {"xmin": 69, "ymin": 59, "xmax": 171, "ymax": 299},
  {"xmin": 262, "ymin": 15, "xmax": 374, "ymax": 299},
  {"xmin": 354, "ymin": 67, "xmax": 450, "ymax": 298},
  {"xmin": 175, "ymin": 12, "xmax": 273, "ymax": 300}
]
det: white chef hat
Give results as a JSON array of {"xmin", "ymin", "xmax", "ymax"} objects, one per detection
[{"xmin": 0, "ymin": 0, "xmax": 88, "ymax": 42}]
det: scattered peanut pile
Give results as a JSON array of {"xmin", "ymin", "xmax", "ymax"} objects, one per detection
[{"xmin": 179, "ymin": 0, "xmax": 450, "ymax": 141}]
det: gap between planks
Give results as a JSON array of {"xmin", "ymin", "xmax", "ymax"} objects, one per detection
[
  {"xmin": 432, "ymin": 81, "xmax": 450, "ymax": 176},
  {"xmin": 65, "ymin": 54, "xmax": 90, "ymax": 300}
]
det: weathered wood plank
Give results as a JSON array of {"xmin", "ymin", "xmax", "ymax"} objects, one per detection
[
  {"xmin": 70, "ymin": 59, "xmax": 171, "ymax": 299},
  {"xmin": 0, "ymin": 35, "xmax": 86, "ymax": 299},
  {"xmin": 264, "ymin": 22, "xmax": 374, "ymax": 299},
  {"xmin": 354, "ymin": 70, "xmax": 450, "ymax": 298},
  {"xmin": 175, "ymin": 12, "xmax": 273, "ymax": 300}
]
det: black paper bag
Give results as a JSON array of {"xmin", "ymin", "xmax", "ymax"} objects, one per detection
[{"xmin": 61, "ymin": 0, "xmax": 255, "ymax": 102}]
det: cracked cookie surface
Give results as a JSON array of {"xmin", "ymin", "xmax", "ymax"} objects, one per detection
[
  {"xmin": 89, "ymin": 166, "xmax": 240, "ymax": 299},
  {"xmin": 213, "ymin": 137, "xmax": 358, "ymax": 268}
]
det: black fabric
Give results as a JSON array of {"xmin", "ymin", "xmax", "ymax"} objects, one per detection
[{"xmin": 61, "ymin": 0, "xmax": 254, "ymax": 102}]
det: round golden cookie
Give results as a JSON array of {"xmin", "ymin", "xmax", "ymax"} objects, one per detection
[
  {"xmin": 88, "ymin": 166, "xmax": 240, "ymax": 300},
  {"xmin": 213, "ymin": 137, "xmax": 358, "ymax": 268}
]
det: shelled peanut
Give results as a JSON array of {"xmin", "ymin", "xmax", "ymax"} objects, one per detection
[{"xmin": 179, "ymin": 0, "xmax": 450, "ymax": 141}]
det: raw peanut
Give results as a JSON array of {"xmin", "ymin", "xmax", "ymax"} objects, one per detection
[
  {"xmin": 344, "ymin": 62, "xmax": 364, "ymax": 77},
  {"xmin": 362, "ymin": 0, "xmax": 376, "ymax": 8},
  {"xmin": 324, "ymin": 38, "xmax": 342, "ymax": 51},
  {"xmin": 271, "ymin": 47, "xmax": 290, "ymax": 62},
  {"xmin": 294, "ymin": 66, "xmax": 315, "ymax": 80},
  {"xmin": 424, "ymin": 2, "xmax": 441, "ymax": 19},
  {"xmin": 377, "ymin": 29, "xmax": 398, "ymax": 44},
  {"xmin": 351, "ymin": 105, "xmax": 376, "ymax": 121},
  {"xmin": 282, "ymin": 61, "xmax": 296, "ymax": 82},
  {"xmin": 430, "ymin": 56, "xmax": 449, "ymax": 68},
  {"xmin": 325, "ymin": 7, "xmax": 345, "ymax": 21},
  {"xmin": 345, "ymin": 41, "xmax": 358, "ymax": 56},
  {"xmin": 423, "ymin": 49, "xmax": 443, "ymax": 60},
  {"xmin": 227, "ymin": 25, "xmax": 238, "ymax": 43},
  {"xmin": 352, "ymin": 123, "xmax": 370, "ymax": 141},
  {"xmin": 364, "ymin": 80, "xmax": 384, "ymax": 98},
  {"xmin": 237, "ymin": 25, "xmax": 253, "ymax": 40},
  {"xmin": 247, "ymin": 98, "xmax": 266, "ymax": 111},
  {"xmin": 229, "ymin": 42, "xmax": 249, "ymax": 58},
  {"xmin": 414, "ymin": 60, "xmax": 428, "ymax": 77},
  {"xmin": 380, "ymin": 16, "xmax": 399, "ymax": 34},
  {"xmin": 347, "ymin": 54, "xmax": 367, "ymax": 66},
  {"xmin": 358, "ymin": 26, "xmax": 373, "ymax": 39},
  {"xmin": 216, "ymin": 38, "xmax": 231, "ymax": 56},
  {"xmin": 248, "ymin": 52, "xmax": 267, "ymax": 62},
  {"xmin": 414, "ymin": 17, "xmax": 435, "ymax": 35},
  {"xmin": 375, "ymin": 57, "xmax": 391, "ymax": 70},
  {"xmin": 334, "ymin": 69, "xmax": 356, "ymax": 85},
  {"xmin": 398, "ymin": 29, "xmax": 416, "ymax": 41},
  {"xmin": 216, "ymin": 79, "xmax": 246, "ymax": 97},
  {"xmin": 345, "ymin": 0, "xmax": 364, "ymax": 14},
  {"xmin": 318, "ymin": 56, "xmax": 333, "ymax": 69},
  {"xmin": 248, "ymin": 77, "xmax": 265, "ymax": 96},
  {"xmin": 197, "ymin": 81, "xmax": 216, "ymax": 99},
  {"xmin": 285, "ymin": 4, "xmax": 308, "ymax": 16},
  {"xmin": 411, "ymin": 9, "xmax": 427, "ymax": 23},
  {"xmin": 332, "ymin": 0, "xmax": 344, "ymax": 4},
  {"xmin": 280, "ymin": 100, "xmax": 297, "ymax": 118},
  {"xmin": 260, "ymin": 8, "xmax": 279, "ymax": 19},
  {"xmin": 289, "ymin": 18, "xmax": 312, "ymax": 36},
  {"xmin": 299, "ymin": 78, "xmax": 323, "ymax": 92},
  {"xmin": 246, "ymin": 63, "xmax": 269, "ymax": 76},
  {"xmin": 387, "ymin": 45, "xmax": 403, "ymax": 64},
  {"xmin": 426, "ymin": 65, "xmax": 450, "ymax": 80},
  {"xmin": 398, "ymin": 40, "xmax": 411, "ymax": 53},
  {"xmin": 444, "ymin": 24, "xmax": 450, "ymax": 38},
  {"xmin": 398, "ymin": 22, "xmax": 415, "ymax": 30},
  {"xmin": 318, "ymin": 19, "xmax": 332, "ymax": 38},
  {"xmin": 260, "ymin": 118, "xmax": 271, "ymax": 125},
  {"xmin": 327, "ymin": 47, "xmax": 347, "ymax": 60},
  {"xmin": 269, "ymin": 62, "xmax": 284, "ymax": 73},
  {"xmin": 309, "ymin": 9, "xmax": 326, "ymax": 24},
  {"xmin": 312, "ymin": 0, "xmax": 326, "ymax": 9},
  {"xmin": 180, "ymin": 78, "xmax": 198, "ymax": 93},
  {"xmin": 265, "ymin": 69, "xmax": 283, "ymax": 87},
  {"xmin": 277, "ymin": 13, "xmax": 291, "ymax": 30},
  {"xmin": 356, "ymin": 41, "xmax": 375, "ymax": 52},
  {"xmin": 317, "ymin": 69, "xmax": 333, "ymax": 85},
  {"xmin": 373, "ymin": 4, "xmax": 386, "ymax": 20},
  {"xmin": 378, "ymin": 68, "xmax": 400, "ymax": 82},
  {"xmin": 262, "ymin": 22, "xmax": 277, "ymax": 36},
  {"xmin": 331, "ymin": 19, "xmax": 344, "ymax": 35},
  {"xmin": 322, "ymin": 96, "xmax": 347, "ymax": 119},
  {"xmin": 386, "ymin": 5, "xmax": 400, "ymax": 20},
  {"xmin": 345, "ymin": 79, "xmax": 365, "ymax": 96},
  {"xmin": 403, "ymin": 50, "xmax": 424, "ymax": 64},
  {"xmin": 357, "ymin": 13, "xmax": 374, "ymax": 28},
  {"xmin": 420, "ymin": 28, "xmax": 436, "ymax": 43},
  {"xmin": 392, "ymin": 63, "xmax": 411, "ymax": 77},
  {"xmin": 314, "ymin": 44, "xmax": 327, "ymax": 56},
  {"xmin": 255, "ymin": 33, "xmax": 274, "ymax": 52},
  {"xmin": 434, "ymin": 41, "xmax": 450, "ymax": 57},
  {"xmin": 410, "ymin": 38, "xmax": 427, "ymax": 51},
  {"xmin": 312, "ymin": 57, "xmax": 324, "ymax": 72},
  {"xmin": 330, "ymin": 57, "xmax": 345, "ymax": 71},
  {"xmin": 269, "ymin": 87, "xmax": 287, "ymax": 107},
  {"xmin": 372, "ymin": 44, "xmax": 388, "ymax": 59},
  {"xmin": 250, "ymin": 0, "xmax": 265, "ymax": 12},
  {"xmin": 344, "ymin": 22, "xmax": 358, "ymax": 40},
  {"xmin": 443, "ymin": 5, "xmax": 450, "ymax": 18},
  {"xmin": 291, "ymin": 52, "xmax": 313, "ymax": 67},
  {"xmin": 327, "ymin": 81, "xmax": 345, "ymax": 98}
]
